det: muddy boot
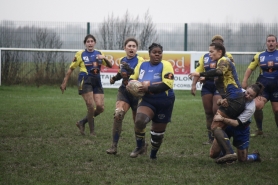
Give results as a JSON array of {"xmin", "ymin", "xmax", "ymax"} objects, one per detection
[
  {"xmin": 106, "ymin": 143, "xmax": 117, "ymax": 155},
  {"xmin": 130, "ymin": 142, "xmax": 148, "ymax": 158},
  {"xmin": 76, "ymin": 121, "xmax": 85, "ymax": 135}
]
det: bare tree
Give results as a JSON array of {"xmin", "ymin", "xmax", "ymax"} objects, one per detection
[
  {"xmin": 115, "ymin": 11, "xmax": 139, "ymax": 49},
  {"xmin": 0, "ymin": 24, "xmax": 25, "ymax": 84},
  {"xmin": 31, "ymin": 28, "xmax": 64, "ymax": 86},
  {"xmin": 139, "ymin": 9, "xmax": 158, "ymax": 50},
  {"xmin": 99, "ymin": 10, "xmax": 157, "ymax": 50},
  {"xmin": 99, "ymin": 13, "xmax": 118, "ymax": 50}
]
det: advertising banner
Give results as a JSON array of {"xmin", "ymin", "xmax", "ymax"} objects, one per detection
[{"xmin": 100, "ymin": 50, "xmax": 206, "ymax": 90}]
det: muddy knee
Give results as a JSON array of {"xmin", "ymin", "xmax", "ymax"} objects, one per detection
[
  {"xmin": 135, "ymin": 113, "xmax": 150, "ymax": 131},
  {"xmin": 114, "ymin": 108, "xmax": 125, "ymax": 122}
]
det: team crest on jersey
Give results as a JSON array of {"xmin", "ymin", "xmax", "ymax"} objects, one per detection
[
  {"xmin": 204, "ymin": 57, "xmax": 209, "ymax": 63},
  {"xmin": 83, "ymin": 56, "xmax": 89, "ymax": 62},
  {"xmin": 260, "ymin": 56, "xmax": 265, "ymax": 62},
  {"xmin": 164, "ymin": 73, "xmax": 174, "ymax": 80},
  {"xmin": 139, "ymin": 69, "xmax": 145, "ymax": 79}
]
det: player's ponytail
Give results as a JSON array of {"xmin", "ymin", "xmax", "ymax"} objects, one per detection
[{"xmin": 250, "ymin": 82, "xmax": 264, "ymax": 97}]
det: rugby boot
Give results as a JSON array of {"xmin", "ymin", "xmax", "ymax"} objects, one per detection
[
  {"xmin": 76, "ymin": 121, "xmax": 85, "ymax": 135},
  {"xmin": 130, "ymin": 143, "xmax": 148, "ymax": 158},
  {"xmin": 250, "ymin": 130, "xmax": 263, "ymax": 137},
  {"xmin": 216, "ymin": 153, "xmax": 237, "ymax": 164},
  {"xmin": 106, "ymin": 143, "xmax": 117, "ymax": 155}
]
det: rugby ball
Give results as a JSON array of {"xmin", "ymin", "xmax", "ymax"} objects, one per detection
[{"xmin": 126, "ymin": 80, "xmax": 145, "ymax": 97}]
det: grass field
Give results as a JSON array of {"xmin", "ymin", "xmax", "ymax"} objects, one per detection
[{"xmin": 1, "ymin": 85, "xmax": 278, "ymax": 185}]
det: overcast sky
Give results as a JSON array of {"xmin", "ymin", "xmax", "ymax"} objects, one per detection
[{"xmin": 1, "ymin": 0, "xmax": 277, "ymax": 24}]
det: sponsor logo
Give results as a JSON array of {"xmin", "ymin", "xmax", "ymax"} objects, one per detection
[
  {"xmin": 92, "ymin": 62, "xmax": 98, "ymax": 67},
  {"xmin": 268, "ymin": 61, "xmax": 274, "ymax": 67},
  {"xmin": 154, "ymin": 73, "xmax": 161, "ymax": 79},
  {"xmin": 209, "ymin": 62, "xmax": 216, "ymax": 68}
]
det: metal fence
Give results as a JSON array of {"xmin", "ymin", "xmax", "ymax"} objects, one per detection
[
  {"xmin": 1, "ymin": 21, "xmax": 277, "ymax": 51},
  {"xmin": 0, "ymin": 48, "xmax": 260, "ymax": 87},
  {"xmin": 0, "ymin": 21, "xmax": 275, "ymax": 86}
]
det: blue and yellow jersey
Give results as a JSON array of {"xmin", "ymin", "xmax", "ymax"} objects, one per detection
[
  {"xmin": 69, "ymin": 49, "xmax": 108, "ymax": 77},
  {"xmin": 196, "ymin": 52, "xmax": 234, "ymax": 74},
  {"xmin": 118, "ymin": 55, "xmax": 145, "ymax": 86},
  {"xmin": 130, "ymin": 60, "xmax": 174, "ymax": 98},
  {"xmin": 215, "ymin": 56, "xmax": 242, "ymax": 99},
  {"xmin": 248, "ymin": 49, "xmax": 278, "ymax": 79}
]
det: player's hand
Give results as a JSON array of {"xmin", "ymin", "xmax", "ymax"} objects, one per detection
[
  {"xmin": 60, "ymin": 84, "xmax": 66, "ymax": 94},
  {"xmin": 121, "ymin": 62, "xmax": 134, "ymax": 74},
  {"xmin": 213, "ymin": 114, "xmax": 224, "ymax": 122},
  {"xmin": 141, "ymin": 81, "xmax": 151, "ymax": 93},
  {"xmin": 110, "ymin": 77, "xmax": 115, "ymax": 84},
  {"xmin": 191, "ymin": 84, "xmax": 196, "ymax": 96},
  {"xmin": 217, "ymin": 99, "xmax": 229, "ymax": 107},
  {"xmin": 216, "ymin": 99, "xmax": 222, "ymax": 106},
  {"xmin": 96, "ymin": 54, "xmax": 105, "ymax": 60},
  {"xmin": 198, "ymin": 77, "xmax": 205, "ymax": 84},
  {"xmin": 188, "ymin": 72, "xmax": 200, "ymax": 79},
  {"xmin": 221, "ymin": 99, "xmax": 228, "ymax": 107},
  {"xmin": 241, "ymin": 81, "xmax": 248, "ymax": 89},
  {"xmin": 139, "ymin": 84, "xmax": 148, "ymax": 93}
]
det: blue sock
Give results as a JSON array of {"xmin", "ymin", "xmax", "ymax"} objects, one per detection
[{"xmin": 247, "ymin": 153, "xmax": 258, "ymax": 161}]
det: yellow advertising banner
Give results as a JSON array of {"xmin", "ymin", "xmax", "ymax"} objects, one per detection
[{"xmin": 101, "ymin": 51, "xmax": 191, "ymax": 75}]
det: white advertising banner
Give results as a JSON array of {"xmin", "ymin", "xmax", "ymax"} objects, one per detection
[{"xmin": 99, "ymin": 50, "xmax": 206, "ymax": 90}]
